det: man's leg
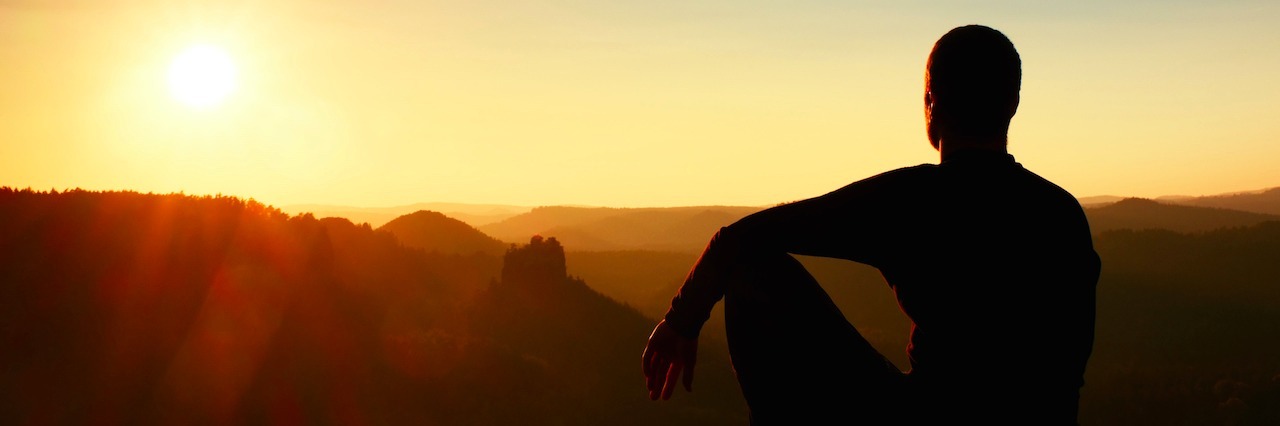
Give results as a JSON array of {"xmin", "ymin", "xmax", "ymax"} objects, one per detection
[{"xmin": 723, "ymin": 252, "xmax": 904, "ymax": 424}]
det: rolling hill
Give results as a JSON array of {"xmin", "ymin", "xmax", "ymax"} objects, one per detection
[
  {"xmin": 378, "ymin": 210, "xmax": 508, "ymax": 256},
  {"xmin": 1083, "ymin": 197, "xmax": 1280, "ymax": 234},
  {"xmin": 1161, "ymin": 186, "xmax": 1280, "ymax": 216}
]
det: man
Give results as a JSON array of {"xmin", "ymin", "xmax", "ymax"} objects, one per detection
[{"xmin": 642, "ymin": 25, "xmax": 1100, "ymax": 424}]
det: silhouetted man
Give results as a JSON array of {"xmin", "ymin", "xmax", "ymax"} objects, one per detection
[{"xmin": 643, "ymin": 25, "xmax": 1100, "ymax": 425}]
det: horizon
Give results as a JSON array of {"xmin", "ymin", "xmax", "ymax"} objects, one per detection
[
  {"xmin": 3, "ymin": 1, "xmax": 1279, "ymax": 208},
  {"xmin": 8, "ymin": 182, "xmax": 1278, "ymax": 212},
  {"xmin": 279, "ymin": 182, "xmax": 1280, "ymax": 210}
]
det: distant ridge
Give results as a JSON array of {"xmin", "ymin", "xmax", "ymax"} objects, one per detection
[
  {"xmin": 1078, "ymin": 195, "xmax": 1126, "ymax": 207},
  {"xmin": 478, "ymin": 205, "xmax": 764, "ymax": 253},
  {"xmin": 1084, "ymin": 197, "xmax": 1280, "ymax": 234},
  {"xmin": 281, "ymin": 202, "xmax": 530, "ymax": 228},
  {"xmin": 378, "ymin": 210, "xmax": 509, "ymax": 256},
  {"xmin": 281, "ymin": 184, "xmax": 1280, "ymax": 242},
  {"xmin": 1160, "ymin": 186, "xmax": 1280, "ymax": 216}
]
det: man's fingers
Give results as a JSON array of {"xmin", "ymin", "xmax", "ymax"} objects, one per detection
[
  {"xmin": 683, "ymin": 361, "xmax": 695, "ymax": 392},
  {"xmin": 647, "ymin": 356, "xmax": 665, "ymax": 398},
  {"xmin": 643, "ymin": 321, "xmax": 698, "ymax": 401},
  {"xmin": 684, "ymin": 343, "xmax": 697, "ymax": 392},
  {"xmin": 652, "ymin": 347, "xmax": 671, "ymax": 379},
  {"xmin": 661, "ymin": 361, "xmax": 683, "ymax": 400},
  {"xmin": 641, "ymin": 346, "xmax": 653, "ymax": 378}
]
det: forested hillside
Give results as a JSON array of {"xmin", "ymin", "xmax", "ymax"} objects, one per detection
[{"xmin": 0, "ymin": 188, "xmax": 743, "ymax": 425}]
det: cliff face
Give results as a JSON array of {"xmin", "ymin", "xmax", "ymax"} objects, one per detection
[
  {"xmin": 500, "ymin": 235, "xmax": 569, "ymax": 289},
  {"xmin": 471, "ymin": 235, "xmax": 748, "ymax": 423}
]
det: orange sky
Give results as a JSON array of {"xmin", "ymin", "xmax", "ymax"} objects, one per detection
[{"xmin": 2, "ymin": 1, "xmax": 1279, "ymax": 208}]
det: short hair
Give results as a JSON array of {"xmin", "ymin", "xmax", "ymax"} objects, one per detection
[{"xmin": 926, "ymin": 25, "xmax": 1021, "ymax": 138}]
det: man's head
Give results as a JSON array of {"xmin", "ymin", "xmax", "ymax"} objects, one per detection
[{"xmin": 924, "ymin": 25, "xmax": 1021, "ymax": 150}]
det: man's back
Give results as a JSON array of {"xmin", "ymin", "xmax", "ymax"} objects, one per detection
[{"xmin": 842, "ymin": 150, "xmax": 1100, "ymax": 420}]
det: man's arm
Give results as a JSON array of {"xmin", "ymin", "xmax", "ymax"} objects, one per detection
[
  {"xmin": 663, "ymin": 168, "xmax": 913, "ymax": 338},
  {"xmin": 642, "ymin": 168, "xmax": 917, "ymax": 399}
]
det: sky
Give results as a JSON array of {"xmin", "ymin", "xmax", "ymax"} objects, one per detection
[{"xmin": 2, "ymin": 0, "xmax": 1278, "ymax": 208}]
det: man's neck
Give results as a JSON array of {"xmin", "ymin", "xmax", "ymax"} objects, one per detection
[{"xmin": 938, "ymin": 137, "xmax": 1008, "ymax": 162}]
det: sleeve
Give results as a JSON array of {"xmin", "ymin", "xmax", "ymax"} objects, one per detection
[{"xmin": 661, "ymin": 168, "xmax": 917, "ymax": 338}]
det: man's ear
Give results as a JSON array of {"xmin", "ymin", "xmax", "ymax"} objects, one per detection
[{"xmin": 925, "ymin": 91, "xmax": 945, "ymax": 150}]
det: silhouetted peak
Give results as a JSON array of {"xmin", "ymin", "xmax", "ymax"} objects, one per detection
[
  {"xmin": 500, "ymin": 235, "xmax": 568, "ymax": 288},
  {"xmin": 378, "ymin": 209, "xmax": 506, "ymax": 255},
  {"xmin": 1111, "ymin": 197, "xmax": 1160, "ymax": 207},
  {"xmin": 382, "ymin": 210, "xmax": 464, "ymax": 229},
  {"xmin": 408, "ymin": 210, "xmax": 447, "ymax": 219},
  {"xmin": 1086, "ymin": 196, "xmax": 1280, "ymax": 234}
]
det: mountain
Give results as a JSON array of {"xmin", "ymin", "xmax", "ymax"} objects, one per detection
[
  {"xmin": 378, "ymin": 210, "xmax": 508, "ymax": 256},
  {"xmin": 1083, "ymin": 197, "xmax": 1280, "ymax": 234},
  {"xmin": 1160, "ymin": 186, "xmax": 1280, "ymax": 216},
  {"xmin": 280, "ymin": 202, "xmax": 531, "ymax": 228},
  {"xmin": 479, "ymin": 206, "xmax": 764, "ymax": 253}
]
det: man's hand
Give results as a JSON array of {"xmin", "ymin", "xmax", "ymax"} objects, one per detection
[{"xmin": 641, "ymin": 319, "xmax": 698, "ymax": 401}]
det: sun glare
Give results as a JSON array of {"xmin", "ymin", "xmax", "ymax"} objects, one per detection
[{"xmin": 167, "ymin": 44, "xmax": 237, "ymax": 109}]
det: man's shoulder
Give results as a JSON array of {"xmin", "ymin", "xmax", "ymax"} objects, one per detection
[
  {"xmin": 828, "ymin": 163, "xmax": 938, "ymax": 195},
  {"xmin": 1017, "ymin": 167, "xmax": 1087, "ymax": 207},
  {"xmin": 799, "ymin": 164, "xmax": 944, "ymax": 212},
  {"xmin": 861, "ymin": 163, "xmax": 940, "ymax": 183}
]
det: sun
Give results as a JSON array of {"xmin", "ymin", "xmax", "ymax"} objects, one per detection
[{"xmin": 167, "ymin": 44, "xmax": 237, "ymax": 109}]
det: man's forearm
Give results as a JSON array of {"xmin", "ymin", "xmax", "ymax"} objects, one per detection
[{"xmin": 663, "ymin": 227, "xmax": 739, "ymax": 338}]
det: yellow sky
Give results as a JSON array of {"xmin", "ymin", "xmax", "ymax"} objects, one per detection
[{"xmin": 2, "ymin": 0, "xmax": 1278, "ymax": 208}]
